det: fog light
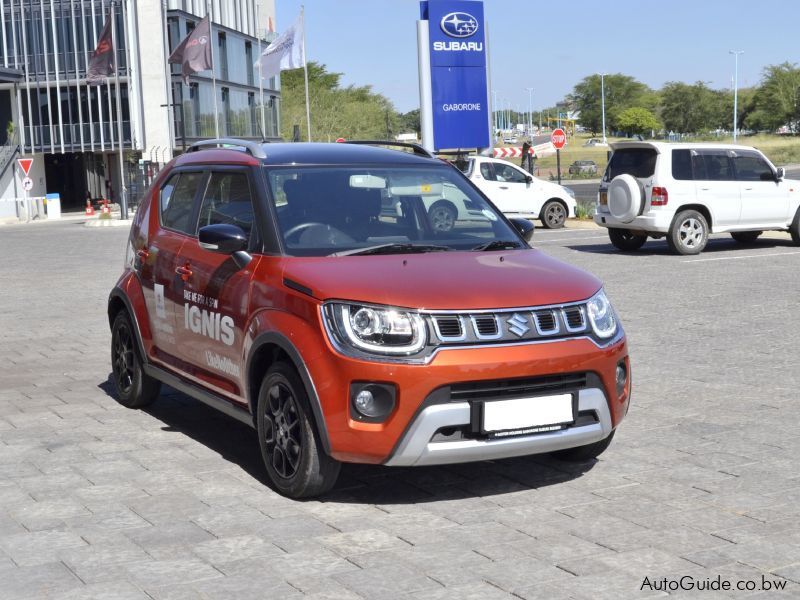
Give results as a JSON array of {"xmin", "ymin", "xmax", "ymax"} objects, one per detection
[
  {"xmin": 350, "ymin": 383, "xmax": 396, "ymax": 422},
  {"xmin": 616, "ymin": 362, "xmax": 627, "ymax": 396}
]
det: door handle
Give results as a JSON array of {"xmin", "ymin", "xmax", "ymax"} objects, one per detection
[
  {"xmin": 499, "ymin": 186, "xmax": 509, "ymax": 190},
  {"xmin": 700, "ymin": 187, "xmax": 710, "ymax": 191},
  {"xmin": 175, "ymin": 263, "xmax": 192, "ymax": 282},
  {"xmin": 136, "ymin": 249, "xmax": 149, "ymax": 260},
  {"xmin": 744, "ymin": 187, "xmax": 753, "ymax": 191}
]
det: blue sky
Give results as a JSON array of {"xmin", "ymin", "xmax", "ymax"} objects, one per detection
[{"xmin": 274, "ymin": 0, "xmax": 800, "ymax": 113}]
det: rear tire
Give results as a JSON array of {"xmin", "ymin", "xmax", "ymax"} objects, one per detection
[
  {"xmin": 110, "ymin": 312, "xmax": 160, "ymax": 408},
  {"xmin": 667, "ymin": 209, "xmax": 708, "ymax": 255},
  {"xmin": 731, "ymin": 231, "xmax": 762, "ymax": 244},
  {"xmin": 427, "ymin": 201, "xmax": 457, "ymax": 233},
  {"xmin": 552, "ymin": 430, "xmax": 615, "ymax": 462},
  {"xmin": 608, "ymin": 228, "xmax": 647, "ymax": 251},
  {"xmin": 257, "ymin": 362, "xmax": 340, "ymax": 498},
  {"xmin": 790, "ymin": 208, "xmax": 800, "ymax": 245},
  {"xmin": 541, "ymin": 200, "xmax": 567, "ymax": 229}
]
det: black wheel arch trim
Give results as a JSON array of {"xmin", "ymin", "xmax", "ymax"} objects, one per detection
[
  {"xmin": 246, "ymin": 331, "xmax": 332, "ymax": 455},
  {"xmin": 108, "ymin": 288, "xmax": 147, "ymax": 362}
]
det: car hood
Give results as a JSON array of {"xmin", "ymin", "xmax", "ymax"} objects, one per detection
[{"xmin": 281, "ymin": 249, "xmax": 602, "ymax": 310}]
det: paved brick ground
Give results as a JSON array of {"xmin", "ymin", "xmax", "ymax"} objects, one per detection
[{"xmin": 0, "ymin": 220, "xmax": 798, "ymax": 599}]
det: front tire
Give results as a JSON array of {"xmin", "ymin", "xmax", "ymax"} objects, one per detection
[
  {"xmin": 608, "ymin": 228, "xmax": 647, "ymax": 251},
  {"xmin": 541, "ymin": 200, "xmax": 567, "ymax": 229},
  {"xmin": 731, "ymin": 231, "xmax": 762, "ymax": 244},
  {"xmin": 427, "ymin": 201, "xmax": 457, "ymax": 233},
  {"xmin": 667, "ymin": 209, "xmax": 708, "ymax": 255},
  {"xmin": 790, "ymin": 208, "xmax": 800, "ymax": 245},
  {"xmin": 552, "ymin": 431, "xmax": 615, "ymax": 462},
  {"xmin": 257, "ymin": 362, "xmax": 340, "ymax": 498},
  {"xmin": 110, "ymin": 312, "xmax": 160, "ymax": 408}
]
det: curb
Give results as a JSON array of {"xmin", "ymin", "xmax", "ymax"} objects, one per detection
[
  {"xmin": 565, "ymin": 219, "xmax": 601, "ymax": 230},
  {"xmin": 84, "ymin": 218, "xmax": 132, "ymax": 228}
]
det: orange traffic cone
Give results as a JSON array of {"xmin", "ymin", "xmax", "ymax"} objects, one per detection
[
  {"xmin": 85, "ymin": 199, "xmax": 95, "ymax": 216},
  {"xmin": 101, "ymin": 199, "xmax": 110, "ymax": 214}
]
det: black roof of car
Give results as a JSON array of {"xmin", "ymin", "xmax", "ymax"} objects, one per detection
[{"xmin": 181, "ymin": 141, "xmax": 443, "ymax": 167}]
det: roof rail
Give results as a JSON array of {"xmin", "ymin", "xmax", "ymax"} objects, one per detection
[
  {"xmin": 342, "ymin": 140, "xmax": 434, "ymax": 159},
  {"xmin": 187, "ymin": 138, "xmax": 267, "ymax": 159}
]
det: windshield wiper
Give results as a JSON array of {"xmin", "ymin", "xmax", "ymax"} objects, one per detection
[
  {"xmin": 471, "ymin": 240, "xmax": 522, "ymax": 251},
  {"xmin": 331, "ymin": 243, "xmax": 453, "ymax": 257}
]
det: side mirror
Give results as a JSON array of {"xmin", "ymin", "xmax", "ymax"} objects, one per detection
[
  {"xmin": 509, "ymin": 217, "xmax": 534, "ymax": 243},
  {"xmin": 775, "ymin": 167, "xmax": 785, "ymax": 181},
  {"xmin": 199, "ymin": 224, "xmax": 248, "ymax": 254},
  {"xmin": 525, "ymin": 175, "xmax": 533, "ymax": 184}
]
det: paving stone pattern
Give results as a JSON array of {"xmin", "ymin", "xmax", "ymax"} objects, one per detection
[{"xmin": 0, "ymin": 221, "xmax": 798, "ymax": 599}]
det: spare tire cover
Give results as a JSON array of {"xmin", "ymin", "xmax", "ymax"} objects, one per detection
[{"xmin": 608, "ymin": 174, "xmax": 643, "ymax": 223}]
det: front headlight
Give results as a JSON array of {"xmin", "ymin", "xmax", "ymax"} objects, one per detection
[
  {"xmin": 324, "ymin": 302, "xmax": 427, "ymax": 356},
  {"xmin": 564, "ymin": 187, "xmax": 576, "ymax": 198},
  {"xmin": 586, "ymin": 289, "xmax": 617, "ymax": 339}
]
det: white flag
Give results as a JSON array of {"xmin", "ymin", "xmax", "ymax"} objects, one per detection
[{"xmin": 256, "ymin": 13, "xmax": 305, "ymax": 80}]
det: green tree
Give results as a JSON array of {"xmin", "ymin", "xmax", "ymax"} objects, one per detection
[
  {"xmin": 616, "ymin": 107, "xmax": 660, "ymax": 136},
  {"xmin": 279, "ymin": 62, "xmax": 400, "ymax": 141},
  {"xmin": 749, "ymin": 62, "xmax": 800, "ymax": 132},
  {"xmin": 659, "ymin": 81, "xmax": 727, "ymax": 133},
  {"xmin": 397, "ymin": 109, "xmax": 420, "ymax": 135},
  {"xmin": 569, "ymin": 74, "xmax": 653, "ymax": 134}
]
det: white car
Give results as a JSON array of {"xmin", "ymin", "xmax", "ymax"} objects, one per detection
[
  {"xmin": 594, "ymin": 142, "xmax": 800, "ymax": 255},
  {"xmin": 461, "ymin": 156, "xmax": 577, "ymax": 228}
]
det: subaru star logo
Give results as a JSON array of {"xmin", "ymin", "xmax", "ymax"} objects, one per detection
[
  {"xmin": 440, "ymin": 12, "xmax": 479, "ymax": 38},
  {"xmin": 507, "ymin": 313, "xmax": 530, "ymax": 337}
]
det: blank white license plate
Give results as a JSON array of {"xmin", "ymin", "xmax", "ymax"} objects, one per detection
[{"xmin": 482, "ymin": 394, "xmax": 574, "ymax": 433}]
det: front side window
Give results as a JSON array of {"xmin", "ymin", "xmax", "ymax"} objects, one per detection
[
  {"xmin": 196, "ymin": 172, "xmax": 254, "ymax": 235},
  {"xmin": 734, "ymin": 153, "xmax": 774, "ymax": 182},
  {"xmin": 266, "ymin": 165, "xmax": 520, "ymax": 256},
  {"xmin": 493, "ymin": 163, "xmax": 528, "ymax": 183},
  {"xmin": 161, "ymin": 171, "xmax": 204, "ymax": 234}
]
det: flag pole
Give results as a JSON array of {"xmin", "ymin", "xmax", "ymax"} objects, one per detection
[
  {"xmin": 301, "ymin": 5, "xmax": 311, "ymax": 141},
  {"xmin": 207, "ymin": 3, "xmax": 220, "ymax": 139},
  {"xmin": 256, "ymin": 3, "xmax": 266, "ymax": 140},
  {"xmin": 110, "ymin": 0, "xmax": 128, "ymax": 220}
]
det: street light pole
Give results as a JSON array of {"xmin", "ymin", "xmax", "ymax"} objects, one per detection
[
  {"xmin": 492, "ymin": 89, "xmax": 498, "ymax": 138},
  {"xmin": 526, "ymin": 87, "xmax": 533, "ymax": 138},
  {"xmin": 730, "ymin": 50, "xmax": 744, "ymax": 142},
  {"xmin": 599, "ymin": 72, "xmax": 608, "ymax": 145}
]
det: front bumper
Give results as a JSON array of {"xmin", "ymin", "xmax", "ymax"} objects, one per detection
[{"xmin": 386, "ymin": 387, "xmax": 612, "ymax": 466}]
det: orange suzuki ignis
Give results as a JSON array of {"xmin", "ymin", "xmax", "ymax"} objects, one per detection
[{"xmin": 109, "ymin": 139, "xmax": 630, "ymax": 498}]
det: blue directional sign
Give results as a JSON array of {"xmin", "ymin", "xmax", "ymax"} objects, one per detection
[{"xmin": 420, "ymin": 0, "xmax": 490, "ymax": 150}]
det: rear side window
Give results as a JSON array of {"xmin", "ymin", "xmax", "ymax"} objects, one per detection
[
  {"xmin": 161, "ymin": 172, "xmax": 204, "ymax": 234},
  {"xmin": 606, "ymin": 148, "xmax": 657, "ymax": 180},
  {"xmin": 733, "ymin": 153, "xmax": 774, "ymax": 182},
  {"xmin": 671, "ymin": 150, "xmax": 693, "ymax": 180},
  {"xmin": 699, "ymin": 152, "xmax": 734, "ymax": 181},
  {"xmin": 196, "ymin": 172, "xmax": 255, "ymax": 236},
  {"xmin": 480, "ymin": 162, "xmax": 496, "ymax": 181}
]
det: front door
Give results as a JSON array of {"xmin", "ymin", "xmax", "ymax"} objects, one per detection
[
  {"xmin": 693, "ymin": 151, "xmax": 740, "ymax": 229},
  {"xmin": 472, "ymin": 160, "xmax": 530, "ymax": 214},
  {"xmin": 733, "ymin": 151, "xmax": 789, "ymax": 227},
  {"xmin": 173, "ymin": 169, "xmax": 259, "ymax": 403}
]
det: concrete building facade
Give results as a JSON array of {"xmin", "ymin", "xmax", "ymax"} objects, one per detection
[{"xmin": 0, "ymin": 0, "xmax": 279, "ymax": 217}]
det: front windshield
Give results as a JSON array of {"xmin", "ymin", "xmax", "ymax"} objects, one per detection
[{"xmin": 266, "ymin": 165, "xmax": 521, "ymax": 257}]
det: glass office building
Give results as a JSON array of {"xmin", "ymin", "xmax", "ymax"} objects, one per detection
[{"xmin": 0, "ymin": 0, "xmax": 279, "ymax": 212}]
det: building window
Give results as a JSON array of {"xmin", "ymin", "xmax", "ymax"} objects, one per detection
[
  {"xmin": 245, "ymin": 41, "xmax": 254, "ymax": 86},
  {"xmin": 218, "ymin": 32, "xmax": 228, "ymax": 80},
  {"xmin": 221, "ymin": 87, "xmax": 230, "ymax": 135},
  {"xmin": 248, "ymin": 92, "xmax": 257, "ymax": 137}
]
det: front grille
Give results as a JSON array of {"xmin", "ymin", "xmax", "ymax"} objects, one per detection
[
  {"xmin": 450, "ymin": 372, "xmax": 588, "ymax": 401},
  {"xmin": 473, "ymin": 315, "xmax": 499, "ymax": 338},
  {"xmin": 533, "ymin": 310, "xmax": 559, "ymax": 334},
  {"xmin": 434, "ymin": 316, "xmax": 463, "ymax": 339},
  {"xmin": 563, "ymin": 306, "xmax": 586, "ymax": 331}
]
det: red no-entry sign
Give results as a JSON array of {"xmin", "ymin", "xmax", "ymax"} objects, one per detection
[{"xmin": 551, "ymin": 128, "xmax": 566, "ymax": 150}]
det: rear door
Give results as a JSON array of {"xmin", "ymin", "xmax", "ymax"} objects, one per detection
[
  {"xmin": 693, "ymin": 150, "xmax": 740, "ymax": 229},
  {"xmin": 142, "ymin": 170, "xmax": 206, "ymax": 369},
  {"xmin": 733, "ymin": 151, "xmax": 788, "ymax": 227},
  {"xmin": 172, "ymin": 169, "xmax": 260, "ymax": 403}
]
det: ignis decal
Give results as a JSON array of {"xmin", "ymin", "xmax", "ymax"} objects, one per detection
[
  {"xmin": 205, "ymin": 350, "xmax": 241, "ymax": 377},
  {"xmin": 154, "ymin": 283, "xmax": 167, "ymax": 319},
  {"xmin": 432, "ymin": 41, "xmax": 483, "ymax": 52},
  {"xmin": 440, "ymin": 12, "xmax": 478, "ymax": 38},
  {"xmin": 184, "ymin": 303, "xmax": 235, "ymax": 346}
]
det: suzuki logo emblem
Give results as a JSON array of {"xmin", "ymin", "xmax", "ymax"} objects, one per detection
[{"xmin": 507, "ymin": 313, "xmax": 530, "ymax": 337}]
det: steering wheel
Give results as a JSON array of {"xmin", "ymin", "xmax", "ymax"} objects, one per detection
[{"xmin": 284, "ymin": 222, "xmax": 353, "ymax": 244}]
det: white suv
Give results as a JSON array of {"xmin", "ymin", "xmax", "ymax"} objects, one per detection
[
  {"xmin": 461, "ymin": 156, "xmax": 577, "ymax": 228},
  {"xmin": 594, "ymin": 142, "xmax": 800, "ymax": 254}
]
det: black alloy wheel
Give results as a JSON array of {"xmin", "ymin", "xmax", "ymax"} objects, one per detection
[{"xmin": 263, "ymin": 381, "xmax": 302, "ymax": 480}]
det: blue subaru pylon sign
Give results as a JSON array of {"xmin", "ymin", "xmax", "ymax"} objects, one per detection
[{"xmin": 419, "ymin": 0, "xmax": 490, "ymax": 151}]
